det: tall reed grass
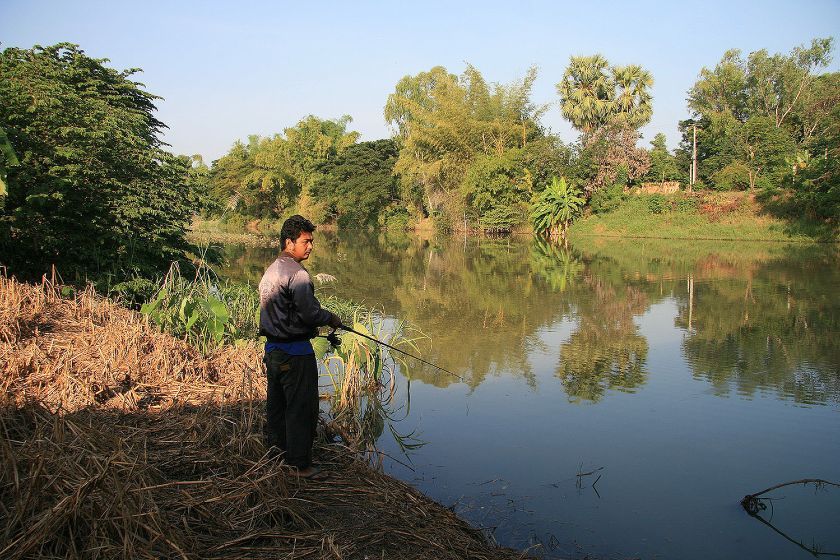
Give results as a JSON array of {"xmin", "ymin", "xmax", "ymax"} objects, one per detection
[{"xmin": 316, "ymin": 308, "xmax": 426, "ymax": 459}]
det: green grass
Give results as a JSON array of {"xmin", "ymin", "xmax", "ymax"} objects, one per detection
[{"xmin": 570, "ymin": 192, "xmax": 836, "ymax": 243}]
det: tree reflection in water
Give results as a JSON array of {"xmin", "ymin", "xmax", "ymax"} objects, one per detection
[{"xmin": 214, "ymin": 233, "xmax": 839, "ymax": 405}]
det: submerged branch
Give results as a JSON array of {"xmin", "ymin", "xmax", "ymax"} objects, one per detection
[{"xmin": 740, "ymin": 478, "xmax": 840, "ymax": 515}]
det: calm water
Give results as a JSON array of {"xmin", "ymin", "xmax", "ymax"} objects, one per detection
[{"xmin": 219, "ymin": 232, "xmax": 839, "ymax": 560}]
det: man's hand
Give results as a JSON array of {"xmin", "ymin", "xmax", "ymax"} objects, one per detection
[{"xmin": 328, "ymin": 313, "xmax": 343, "ymax": 329}]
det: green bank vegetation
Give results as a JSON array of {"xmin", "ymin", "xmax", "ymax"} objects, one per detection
[{"xmin": 570, "ymin": 190, "xmax": 828, "ymax": 242}]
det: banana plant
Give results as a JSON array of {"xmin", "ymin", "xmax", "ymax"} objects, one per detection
[{"xmin": 531, "ymin": 176, "xmax": 586, "ymax": 244}]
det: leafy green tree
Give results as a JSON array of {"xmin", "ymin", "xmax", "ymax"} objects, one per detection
[
  {"xmin": 643, "ymin": 133, "xmax": 680, "ymax": 182},
  {"xmin": 796, "ymin": 73, "xmax": 840, "ymax": 221},
  {"xmin": 312, "ymin": 139, "xmax": 400, "ymax": 228},
  {"xmin": 736, "ymin": 116, "xmax": 796, "ymax": 190},
  {"xmin": 687, "ymin": 49, "xmax": 749, "ymax": 120},
  {"xmin": 0, "ymin": 43, "xmax": 196, "ymax": 279},
  {"xmin": 530, "ymin": 176, "xmax": 585, "ymax": 242},
  {"xmin": 207, "ymin": 116, "xmax": 358, "ymax": 221},
  {"xmin": 386, "ymin": 64, "xmax": 546, "ymax": 225},
  {"xmin": 797, "ymin": 72, "xmax": 840, "ymax": 148},
  {"xmin": 244, "ymin": 135, "xmax": 299, "ymax": 217},
  {"xmin": 683, "ymin": 37, "xmax": 835, "ymax": 203},
  {"xmin": 744, "ymin": 38, "xmax": 833, "ymax": 131},
  {"xmin": 384, "ymin": 66, "xmax": 457, "ymax": 140},
  {"xmin": 209, "ymin": 137, "xmax": 258, "ymax": 214},
  {"xmin": 281, "ymin": 115, "xmax": 359, "ymax": 221},
  {"xmin": 461, "ymin": 148, "xmax": 531, "ymax": 232},
  {"xmin": 181, "ymin": 154, "xmax": 213, "ymax": 216},
  {"xmin": 519, "ymin": 135, "xmax": 573, "ymax": 193}
]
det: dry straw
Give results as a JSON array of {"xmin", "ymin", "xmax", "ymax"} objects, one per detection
[{"xmin": 0, "ymin": 275, "xmax": 527, "ymax": 559}]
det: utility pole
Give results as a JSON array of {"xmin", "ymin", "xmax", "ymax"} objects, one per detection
[{"xmin": 691, "ymin": 124, "xmax": 698, "ymax": 192}]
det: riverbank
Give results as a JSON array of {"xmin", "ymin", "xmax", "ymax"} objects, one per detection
[
  {"xmin": 569, "ymin": 191, "xmax": 837, "ymax": 242},
  {"xmin": 0, "ymin": 276, "xmax": 526, "ymax": 560},
  {"xmin": 192, "ymin": 191, "xmax": 836, "ymax": 245}
]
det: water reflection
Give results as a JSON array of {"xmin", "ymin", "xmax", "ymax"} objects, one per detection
[
  {"xmin": 214, "ymin": 232, "xmax": 839, "ymax": 405},
  {"xmin": 555, "ymin": 275, "xmax": 649, "ymax": 402},
  {"xmin": 213, "ymin": 232, "xmax": 840, "ymax": 559},
  {"xmin": 565, "ymin": 238, "xmax": 839, "ymax": 405}
]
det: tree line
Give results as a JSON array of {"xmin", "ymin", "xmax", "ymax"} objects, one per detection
[
  {"xmin": 202, "ymin": 37, "xmax": 837, "ymax": 234},
  {"xmin": 0, "ymin": 39, "xmax": 837, "ymax": 285}
]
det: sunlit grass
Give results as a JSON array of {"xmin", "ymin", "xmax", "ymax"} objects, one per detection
[{"xmin": 571, "ymin": 193, "xmax": 826, "ymax": 242}]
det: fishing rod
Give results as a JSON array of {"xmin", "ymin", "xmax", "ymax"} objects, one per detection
[{"xmin": 323, "ymin": 325, "xmax": 465, "ymax": 382}]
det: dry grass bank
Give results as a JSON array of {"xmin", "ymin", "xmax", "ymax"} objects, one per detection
[{"xmin": 0, "ymin": 276, "xmax": 526, "ymax": 560}]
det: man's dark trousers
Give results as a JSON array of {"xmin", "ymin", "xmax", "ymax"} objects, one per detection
[{"xmin": 263, "ymin": 350, "xmax": 319, "ymax": 469}]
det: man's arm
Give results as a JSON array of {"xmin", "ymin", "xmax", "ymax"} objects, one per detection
[{"xmin": 290, "ymin": 270, "xmax": 341, "ymax": 328}]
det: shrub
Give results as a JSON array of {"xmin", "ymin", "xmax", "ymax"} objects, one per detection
[
  {"xmin": 712, "ymin": 162, "xmax": 751, "ymax": 191},
  {"xmin": 378, "ymin": 204, "xmax": 411, "ymax": 230},
  {"xmin": 676, "ymin": 196, "xmax": 698, "ymax": 213},
  {"xmin": 647, "ymin": 194, "xmax": 670, "ymax": 214},
  {"xmin": 589, "ymin": 182, "xmax": 626, "ymax": 214}
]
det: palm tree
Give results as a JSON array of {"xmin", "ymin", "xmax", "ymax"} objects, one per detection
[
  {"xmin": 556, "ymin": 55, "xmax": 615, "ymax": 134},
  {"xmin": 612, "ymin": 64, "xmax": 654, "ymax": 129}
]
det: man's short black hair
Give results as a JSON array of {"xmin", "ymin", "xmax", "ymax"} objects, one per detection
[{"xmin": 281, "ymin": 215, "xmax": 316, "ymax": 250}]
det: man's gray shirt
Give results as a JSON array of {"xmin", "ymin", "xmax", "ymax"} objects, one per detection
[{"xmin": 258, "ymin": 254, "xmax": 332, "ymax": 341}]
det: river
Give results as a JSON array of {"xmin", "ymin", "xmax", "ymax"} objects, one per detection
[{"xmin": 217, "ymin": 231, "xmax": 839, "ymax": 560}]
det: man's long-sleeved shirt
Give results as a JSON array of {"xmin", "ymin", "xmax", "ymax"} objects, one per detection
[{"xmin": 258, "ymin": 253, "xmax": 332, "ymax": 342}]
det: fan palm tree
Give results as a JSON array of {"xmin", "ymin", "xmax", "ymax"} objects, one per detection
[
  {"xmin": 612, "ymin": 64, "xmax": 654, "ymax": 129},
  {"xmin": 556, "ymin": 55, "xmax": 615, "ymax": 134}
]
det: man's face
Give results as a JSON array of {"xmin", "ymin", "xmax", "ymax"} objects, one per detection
[{"xmin": 286, "ymin": 231, "xmax": 314, "ymax": 262}]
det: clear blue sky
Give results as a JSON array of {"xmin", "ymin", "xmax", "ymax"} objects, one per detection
[{"xmin": 2, "ymin": 0, "xmax": 838, "ymax": 161}]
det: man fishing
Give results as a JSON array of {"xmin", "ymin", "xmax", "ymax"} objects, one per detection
[{"xmin": 258, "ymin": 214, "xmax": 342, "ymax": 479}]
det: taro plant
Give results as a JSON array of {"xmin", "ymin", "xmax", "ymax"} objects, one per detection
[{"xmin": 140, "ymin": 262, "xmax": 259, "ymax": 353}]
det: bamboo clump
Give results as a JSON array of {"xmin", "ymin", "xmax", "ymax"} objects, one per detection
[{"xmin": 0, "ymin": 275, "xmax": 526, "ymax": 559}]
